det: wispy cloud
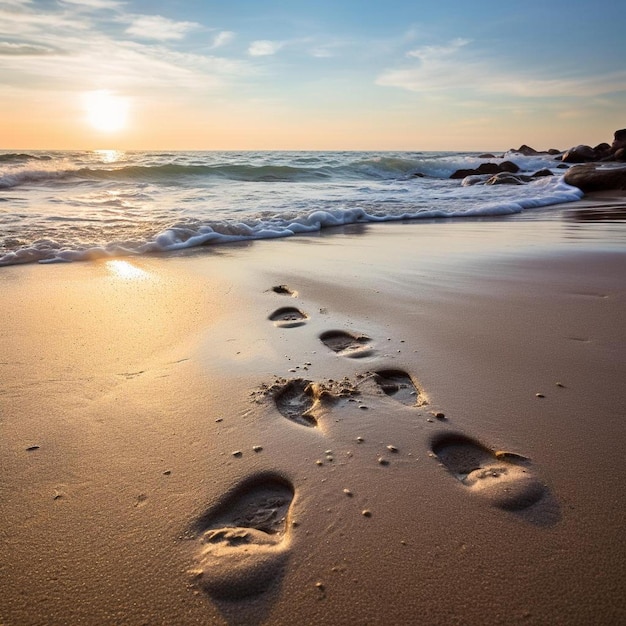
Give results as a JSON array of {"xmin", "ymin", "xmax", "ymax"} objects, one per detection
[
  {"xmin": 125, "ymin": 14, "xmax": 200, "ymax": 41},
  {"xmin": 406, "ymin": 37, "xmax": 471, "ymax": 61},
  {"xmin": 377, "ymin": 37, "xmax": 626, "ymax": 100},
  {"xmin": 248, "ymin": 40, "xmax": 285, "ymax": 57},
  {"xmin": 210, "ymin": 30, "xmax": 235, "ymax": 49},
  {"xmin": 0, "ymin": 41, "xmax": 55, "ymax": 55},
  {"xmin": 0, "ymin": 4, "xmax": 252, "ymax": 96},
  {"xmin": 2, "ymin": 0, "xmax": 34, "ymax": 7},
  {"xmin": 60, "ymin": 0, "xmax": 123, "ymax": 9}
]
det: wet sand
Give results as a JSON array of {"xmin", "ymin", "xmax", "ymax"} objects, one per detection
[{"xmin": 1, "ymin": 197, "xmax": 625, "ymax": 625}]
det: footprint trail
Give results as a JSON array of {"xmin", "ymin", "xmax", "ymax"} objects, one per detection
[
  {"xmin": 191, "ymin": 474, "xmax": 295, "ymax": 599},
  {"xmin": 269, "ymin": 306, "xmax": 308, "ymax": 328},
  {"xmin": 319, "ymin": 330, "xmax": 374, "ymax": 358},
  {"xmin": 431, "ymin": 433, "xmax": 545, "ymax": 511}
]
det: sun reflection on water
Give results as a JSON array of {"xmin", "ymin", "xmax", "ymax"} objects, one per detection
[
  {"xmin": 106, "ymin": 259, "xmax": 150, "ymax": 280},
  {"xmin": 94, "ymin": 149, "xmax": 125, "ymax": 163}
]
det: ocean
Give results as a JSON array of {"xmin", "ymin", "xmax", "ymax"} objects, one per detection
[{"xmin": 0, "ymin": 150, "xmax": 584, "ymax": 266}]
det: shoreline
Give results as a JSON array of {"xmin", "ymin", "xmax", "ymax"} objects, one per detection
[{"xmin": 1, "ymin": 203, "xmax": 625, "ymax": 624}]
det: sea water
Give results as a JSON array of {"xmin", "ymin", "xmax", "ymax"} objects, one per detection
[{"xmin": 0, "ymin": 150, "xmax": 584, "ymax": 266}]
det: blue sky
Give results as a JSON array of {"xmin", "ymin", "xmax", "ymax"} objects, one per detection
[{"xmin": 1, "ymin": 0, "xmax": 625, "ymax": 149}]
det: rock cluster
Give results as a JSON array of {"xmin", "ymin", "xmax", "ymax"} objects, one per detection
[
  {"xmin": 560, "ymin": 129, "xmax": 626, "ymax": 164},
  {"xmin": 450, "ymin": 160, "xmax": 519, "ymax": 180},
  {"xmin": 449, "ymin": 128, "xmax": 626, "ymax": 191},
  {"xmin": 559, "ymin": 129, "xmax": 626, "ymax": 192},
  {"xmin": 563, "ymin": 164, "xmax": 626, "ymax": 192}
]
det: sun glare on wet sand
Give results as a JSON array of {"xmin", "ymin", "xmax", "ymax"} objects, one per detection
[
  {"xmin": 106, "ymin": 259, "xmax": 150, "ymax": 280},
  {"xmin": 83, "ymin": 90, "xmax": 130, "ymax": 133}
]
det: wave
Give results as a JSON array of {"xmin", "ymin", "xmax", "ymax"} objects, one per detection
[
  {"xmin": 0, "ymin": 152, "xmax": 562, "ymax": 189},
  {"xmin": 0, "ymin": 152, "xmax": 53, "ymax": 163},
  {"xmin": 0, "ymin": 176, "xmax": 583, "ymax": 266}
]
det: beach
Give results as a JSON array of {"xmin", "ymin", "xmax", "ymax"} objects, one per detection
[{"xmin": 1, "ymin": 193, "xmax": 625, "ymax": 625}]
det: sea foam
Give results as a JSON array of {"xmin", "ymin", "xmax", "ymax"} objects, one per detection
[{"xmin": 0, "ymin": 150, "xmax": 584, "ymax": 266}]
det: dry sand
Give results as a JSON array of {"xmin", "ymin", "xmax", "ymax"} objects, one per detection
[{"xmin": 1, "ymin": 196, "xmax": 625, "ymax": 625}]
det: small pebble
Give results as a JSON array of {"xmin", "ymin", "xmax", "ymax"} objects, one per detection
[
  {"xmin": 325, "ymin": 449, "xmax": 333, "ymax": 455},
  {"xmin": 315, "ymin": 460, "xmax": 324, "ymax": 466},
  {"xmin": 232, "ymin": 450, "xmax": 242, "ymax": 457},
  {"xmin": 556, "ymin": 382, "xmax": 565, "ymax": 388},
  {"xmin": 343, "ymin": 488, "xmax": 353, "ymax": 497},
  {"xmin": 26, "ymin": 445, "xmax": 40, "ymax": 452},
  {"xmin": 315, "ymin": 582, "xmax": 325, "ymax": 591},
  {"xmin": 378, "ymin": 457, "xmax": 390, "ymax": 466},
  {"xmin": 432, "ymin": 411, "xmax": 446, "ymax": 420},
  {"xmin": 252, "ymin": 445, "xmax": 263, "ymax": 452},
  {"xmin": 359, "ymin": 405, "xmax": 369, "ymax": 410},
  {"xmin": 386, "ymin": 445, "xmax": 398, "ymax": 453},
  {"xmin": 215, "ymin": 418, "xmax": 223, "ymax": 423},
  {"xmin": 362, "ymin": 509, "xmax": 372, "ymax": 517},
  {"xmin": 163, "ymin": 470, "xmax": 172, "ymax": 475},
  {"xmin": 356, "ymin": 436, "xmax": 364, "ymax": 443},
  {"xmin": 535, "ymin": 393, "xmax": 545, "ymax": 398}
]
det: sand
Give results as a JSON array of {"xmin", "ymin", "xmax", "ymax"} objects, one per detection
[{"xmin": 1, "ymin": 195, "xmax": 625, "ymax": 625}]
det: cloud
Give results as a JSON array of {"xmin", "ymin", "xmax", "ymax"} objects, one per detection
[
  {"xmin": 125, "ymin": 14, "xmax": 200, "ymax": 41},
  {"xmin": 406, "ymin": 37, "xmax": 471, "ymax": 61},
  {"xmin": 0, "ymin": 4, "xmax": 252, "ymax": 96},
  {"xmin": 377, "ymin": 37, "xmax": 626, "ymax": 100},
  {"xmin": 60, "ymin": 0, "xmax": 122, "ymax": 9},
  {"xmin": 2, "ymin": 0, "xmax": 33, "ymax": 7},
  {"xmin": 248, "ymin": 40, "xmax": 284, "ymax": 57},
  {"xmin": 0, "ymin": 41, "xmax": 55, "ymax": 55},
  {"xmin": 0, "ymin": 5, "xmax": 91, "ymax": 34},
  {"xmin": 210, "ymin": 30, "xmax": 234, "ymax": 49}
]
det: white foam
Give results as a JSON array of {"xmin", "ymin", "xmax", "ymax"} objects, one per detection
[{"xmin": 0, "ymin": 150, "xmax": 584, "ymax": 267}]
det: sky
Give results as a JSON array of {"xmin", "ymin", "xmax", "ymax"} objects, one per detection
[{"xmin": 1, "ymin": 0, "xmax": 625, "ymax": 151}]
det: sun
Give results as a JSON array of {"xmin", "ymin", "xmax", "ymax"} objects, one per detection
[{"xmin": 83, "ymin": 90, "xmax": 130, "ymax": 133}]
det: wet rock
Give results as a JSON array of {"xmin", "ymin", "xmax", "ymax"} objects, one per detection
[
  {"xmin": 562, "ymin": 144, "xmax": 598, "ymax": 163},
  {"xmin": 563, "ymin": 164, "xmax": 626, "ymax": 191},
  {"xmin": 450, "ymin": 161, "xmax": 519, "ymax": 180}
]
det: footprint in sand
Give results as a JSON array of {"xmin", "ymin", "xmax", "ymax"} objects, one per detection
[
  {"xmin": 270, "ymin": 285, "xmax": 297, "ymax": 297},
  {"xmin": 190, "ymin": 474, "xmax": 295, "ymax": 599},
  {"xmin": 372, "ymin": 369, "xmax": 420, "ymax": 406},
  {"xmin": 269, "ymin": 306, "xmax": 308, "ymax": 328},
  {"xmin": 274, "ymin": 379, "xmax": 318, "ymax": 427},
  {"xmin": 431, "ymin": 433, "xmax": 545, "ymax": 511},
  {"xmin": 319, "ymin": 330, "xmax": 374, "ymax": 358}
]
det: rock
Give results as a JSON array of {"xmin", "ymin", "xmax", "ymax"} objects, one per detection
[
  {"xmin": 563, "ymin": 164, "xmax": 626, "ymax": 192},
  {"xmin": 450, "ymin": 168, "xmax": 477, "ymax": 179},
  {"xmin": 486, "ymin": 173, "xmax": 528, "ymax": 185},
  {"xmin": 450, "ymin": 161, "xmax": 519, "ymax": 180},
  {"xmin": 513, "ymin": 144, "xmax": 539, "ymax": 156},
  {"xmin": 531, "ymin": 169, "xmax": 554, "ymax": 178},
  {"xmin": 547, "ymin": 148, "xmax": 562, "ymax": 155},
  {"xmin": 611, "ymin": 128, "xmax": 626, "ymax": 153},
  {"xmin": 561, "ymin": 144, "xmax": 598, "ymax": 163},
  {"xmin": 614, "ymin": 148, "xmax": 626, "ymax": 161},
  {"xmin": 478, "ymin": 153, "xmax": 496, "ymax": 159},
  {"xmin": 461, "ymin": 174, "xmax": 491, "ymax": 186},
  {"xmin": 594, "ymin": 142, "xmax": 611, "ymax": 154},
  {"xmin": 499, "ymin": 161, "xmax": 520, "ymax": 173}
]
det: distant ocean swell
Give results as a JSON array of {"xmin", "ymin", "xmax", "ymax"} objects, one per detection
[{"xmin": 0, "ymin": 150, "xmax": 584, "ymax": 266}]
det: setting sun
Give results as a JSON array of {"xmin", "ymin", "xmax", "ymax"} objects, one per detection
[{"xmin": 83, "ymin": 90, "xmax": 130, "ymax": 133}]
